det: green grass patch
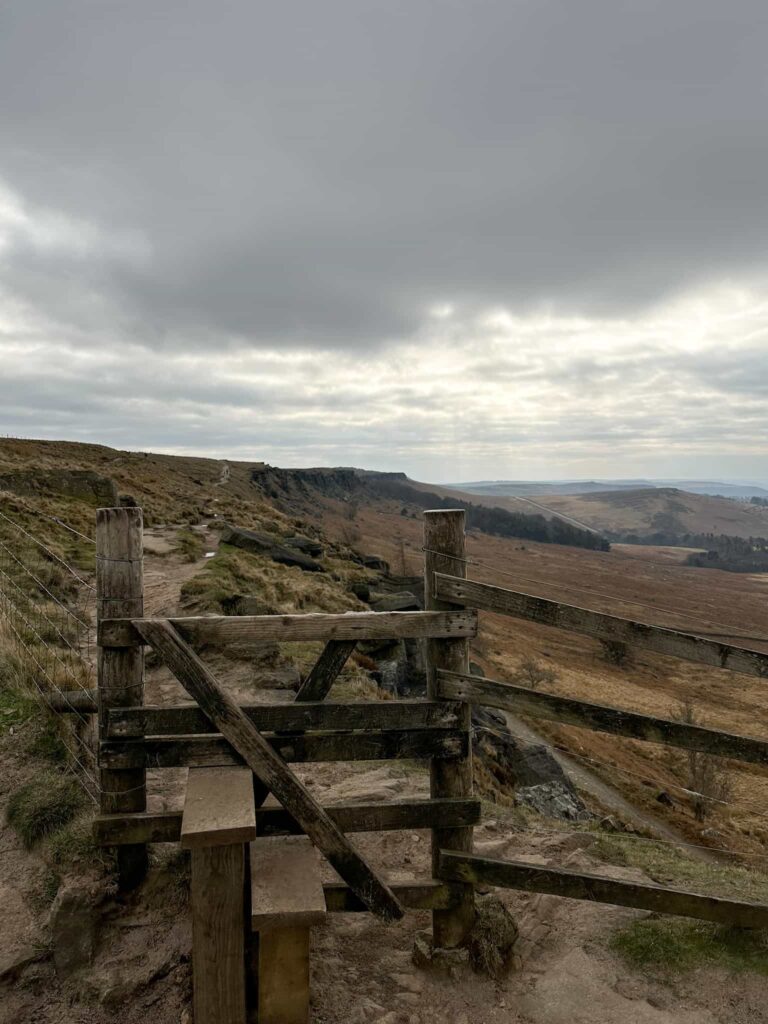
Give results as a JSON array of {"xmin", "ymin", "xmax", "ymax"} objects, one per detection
[
  {"xmin": 175, "ymin": 528, "xmax": 204, "ymax": 563},
  {"xmin": 591, "ymin": 832, "xmax": 768, "ymax": 904},
  {"xmin": 180, "ymin": 545, "xmax": 362, "ymax": 615},
  {"xmin": 611, "ymin": 917, "xmax": 768, "ymax": 975},
  {"xmin": 46, "ymin": 811, "xmax": 107, "ymax": 870},
  {"xmin": 6, "ymin": 770, "xmax": 88, "ymax": 847},
  {"xmin": 0, "ymin": 684, "xmax": 37, "ymax": 734}
]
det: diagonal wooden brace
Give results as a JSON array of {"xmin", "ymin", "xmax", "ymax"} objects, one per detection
[
  {"xmin": 294, "ymin": 639, "xmax": 357, "ymax": 703},
  {"xmin": 136, "ymin": 619, "xmax": 404, "ymax": 922}
]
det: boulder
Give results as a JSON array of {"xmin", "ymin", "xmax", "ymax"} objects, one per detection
[
  {"xmin": 49, "ymin": 882, "xmax": 98, "ymax": 979},
  {"xmin": 220, "ymin": 594, "xmax": 278, "ymax": 616},
  {"xmin": 360, "ymin": 554, "xmax": 389, "ymax": 572},
  {"xmin": 515, "ymin": 781, "xmax": 589, "ymax": 821},
  {"xmin": 373, "ymin": 575, "xmax": 424, "ymax": 606},
  {"xmin": 369, "ymin": 591, "xmax": 420, "ymax": 612},
  {"xmin": 347, "ymin": 581, "xmax": 371, "ymax": 602},
  {"xmin": 220, "ymin": 524, "xmax": 324, "ymax": 572},
  {"xmin": 284, "ymin": 535, "xmax": 324, "ymax": 558}
]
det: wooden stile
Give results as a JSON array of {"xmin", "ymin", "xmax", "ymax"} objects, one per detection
[
  {"xmin": 435, "ymin": 574, "xmax": 768, "ymax": 679},
  {"xmin": 136, "ymin": 618, "xmax": 404, "ymax": 922},
  {"xmin": 96, "ymin": 506, "xmax": 147, "ymax": 890},
  {"xmin": 424, "ymin": 509, "xmax": 475, "ymax": 948}
]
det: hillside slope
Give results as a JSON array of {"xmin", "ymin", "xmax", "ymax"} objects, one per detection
[{"xmin": 536, "ymin": 487, "xmax": 768, "ymax": 540}]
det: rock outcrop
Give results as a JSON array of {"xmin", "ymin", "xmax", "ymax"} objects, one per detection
[{"xmin": 219, "ymin": 524, "xmax": 325, "ymax": 572}]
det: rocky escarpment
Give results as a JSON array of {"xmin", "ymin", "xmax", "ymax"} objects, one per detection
[{"xmin": 0, "ymin": 468, "xmax": 120, "ymax": 506}]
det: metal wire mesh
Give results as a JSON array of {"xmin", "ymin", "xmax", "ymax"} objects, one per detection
[{"xmin": 0, "ymin": 501, "xmax": 99, "ymax": 803}]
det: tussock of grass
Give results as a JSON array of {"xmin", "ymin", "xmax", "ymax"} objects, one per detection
[
  {"xmin": 611, "ymin": 917, "xmax": 768, "ymax": 975},
  {"xmin": 47, "ymin": 811, "xmax": 107, "ymax": 870},
  {"xmin": 6, "ymin": 770, "xmax": 87, "ymax": 847},
  {"xmin": 181, "ymin": 545, "xmax": 362, "ymax": 615},
  {"xmin": 176, "ymin": 528, "xmax": 204, "ymax": 563}
]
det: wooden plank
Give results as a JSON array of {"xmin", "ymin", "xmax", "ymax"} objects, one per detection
[
  {"xmin": 424, "ymin": 509, "xmax": 475, "ymax": 949},
  {"xmin": 94, "ymin": 811, "xmax": 182, "ymax": 845},
  {"xmin": 439, "ymin": 852, "xmax": 768, "ymax": 929},
  {"xmin": 96, "ymin": 506, "xmax": 147, "ymax": 890},
  {"xmin": 437, "ymin": 670, "xmax": 768, "ymax": 766},
  {"xmin": 435, "ymin": 574, "xmax": 768, "ymax": 680},
  {"xmin": 100, "ymin": 728, "xmax": 468, "ymax": 768},
  {"xmin": 191, "ymin": 844, "xmax": 246, "ymax": 1024},
  {"xmin": 106, "ymin": 698, "xmax": 462, "ymax": 738},
  {"xmin": 99, "ymin": 609, "xmax": 478, "ymax": 647},
  {"xmin": 136, "ymin": 619, "xmax": 404, "ymax": 922},
  {"xmin": 295, "ymin": 639, "xmax": 357, "ymax": 702},
  {"xmin": 250, "ymin": 836, "xmax": 327, "ymax": 930},
  {"xmin": 324, "ymin": 880, "xmax": 460, "ymax": 912},
  {"xmin": 181, "ymin": 767, "xmax": 256, "ymax": 850},
  {"xmin": 94, "ymin": 798, "xmax": 482, "ymax": 845}
]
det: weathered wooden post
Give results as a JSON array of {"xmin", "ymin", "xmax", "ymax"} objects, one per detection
[
  {"xmin": 97, "ymin": 506, "xmax": 148, "ymax": 889},
  {"xmin": 424, "ymin": 508, "xmax": 475, "ymax": 947}
]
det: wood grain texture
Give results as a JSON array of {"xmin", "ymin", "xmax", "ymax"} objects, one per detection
[
  {"xmin": 323, "ymin": 880, "xmax": 460, "ymax": 912},
  {"xmin": 424, "ymin": 509, "xmax": 475, "ymax": 948},
  {"xmin": 136, "ymin": 618, "xmax": 404, "ymax": 922},
  {"xmin": 250, "ymin": 837, "xmax": 326, "ymax": 930},
  {"xmin": 294, "ymin": 639, "xmax": 357, "ymax": 702},
  {"xmin": 258, "ymin": 926, "xmax": 311, "ymax": 1024},
  {"xmin": 181, "ymin": 767, "xmax": 256, "ymax": 849},
  {"xmin": 100, "ymin": 609, "xmax": 478, "ymax": 647},
  {"xmin": 96, "ymin": 506, "xmax": 147, "ymax": 889},
  {"xmin": 437, "ymin": 670, "xmax": 768, "ymax": 765},
  {"xmin": 435, "ymin": 573, "xmax": 768, "ymax": 679},
  {"xmin": 106, "ymin": 698, "xmax": 461, "ymax": 737},
  {"xmin": 94, "ymin": 797, "xmax": 482, "ymax": 845},
  {"xmin": 191, "ymin": 844, "xmax": 246, "ymax": 1024},
  {"xmin": 100, "ymin": 728, "xmax": 468, "ymax": 768},
  {"xmin": 439, "ymin": 852, "xmax": 768, "ymax": 929}
]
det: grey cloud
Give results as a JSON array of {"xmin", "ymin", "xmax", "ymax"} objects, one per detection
[{"xmin": 3, "ymin": 1, "xmax": 768, "ymax": 351}]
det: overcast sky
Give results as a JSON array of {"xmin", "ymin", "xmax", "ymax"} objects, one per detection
[{"xmin": 1, "ymin": 1, "xmax": 767, "ymax": 483}]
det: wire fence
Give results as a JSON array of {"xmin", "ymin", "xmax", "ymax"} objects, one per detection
[{"xmin": 0, "ymin": 501, "xmax": 99, "ymax": 803}]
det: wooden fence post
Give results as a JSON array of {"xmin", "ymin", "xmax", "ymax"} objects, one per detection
[
  {"xmin": 424, "ymin": 509, "xmax": 475, "ymax": 948},
  {"xmin": 97, "ymin": 506, "xmax": 147, "ymax": 889}
]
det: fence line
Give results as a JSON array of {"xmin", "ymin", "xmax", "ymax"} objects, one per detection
[{"xmin": 0, "ymin": 499, "xmax": 99, "ymax": 803}]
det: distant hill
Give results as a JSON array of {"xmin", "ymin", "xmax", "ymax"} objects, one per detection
[
  {"xmin": 534, "ymin": 487, "xmax": 768, "ymax": 542},
  {"xmin": 449, "ymin": 478, "xmax": 768, "ymax": 499}
]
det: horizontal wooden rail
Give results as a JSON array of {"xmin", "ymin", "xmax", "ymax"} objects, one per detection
[
  {"xmin": 94, "ymin": 798, "xmax": 482, "ymax": 845},
  {"xmin": 439, "ymin": 852, "xmax": 768, "ymax": 929},
  {"xmin": 44, "ymin": 688, "xmax": 98, "ymax": 714},
  {"xmin": 435, "ymin": 573, "xmax": 768, "ymax": 679},
  {"xmin": 106, "ymin": 699, "xmax": 462, "ymax": 738},
  {"xmin": 99, "ymin": 609, "xmax": 478, "ymax": 648},
  {"xmin": 100, "ymin": 728, "xmax": 468, "ymax": 769},
  {"xmin": 437, "ymin": 670, "xmax": 768, "ymax": 766},
  {"xmin": 324, "ymin": 880, "xmax": 460, "ymax": 912}
]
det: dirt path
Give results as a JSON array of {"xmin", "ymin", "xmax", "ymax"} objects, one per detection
[{"xmin": 500, "ymin": 712, "xmax": 724, "ymax": 862}]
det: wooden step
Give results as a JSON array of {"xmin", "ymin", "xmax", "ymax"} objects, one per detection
[
  {"xmin": 250, "ymin": 836, "xmax": 327, "ymax": 932},
  {"xmin": 181, "ymin": 766, "xmax": 256, "ymax": 850}
]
